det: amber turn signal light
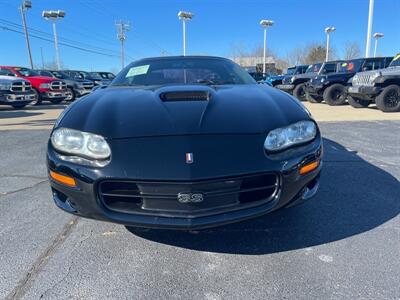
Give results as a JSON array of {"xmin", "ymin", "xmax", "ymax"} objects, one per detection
[
  {"xmin": 49, "ymin": 171, "xmax": 76, "ymax": 187},
  {"xmin": 299, "ymin": 161, "xmax": 320, "ymax": 175}
]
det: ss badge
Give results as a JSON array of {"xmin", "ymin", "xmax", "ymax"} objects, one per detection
[{"xmin": 177, "ymin": 193, "xmax": 204, "ymax": 203}]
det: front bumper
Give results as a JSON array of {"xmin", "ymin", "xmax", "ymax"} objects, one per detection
[
  {"xmin": 41, "ymin": 90, "xmax": 68, "ymax": 99},
  {"xmin": 0, "ymin": 92, "xmax": 36, "ymax": 105},
  {"xmin": 47, "ymin": 134, "xmax": 323, "ymax": 230},
  {"xmin": 276, "ymin": 84, "xmax": 295, "ymax": 93},
  {"xmin": 348, "ymin": 85, "xmax": 381, "ymax": 101},
  {"xmin": 305, "ymin": 84, "xmax": 325, "ymax": 98},
  {"xmin": 75, "ymin": 88, "xmax": 92, "ymax": 97}
]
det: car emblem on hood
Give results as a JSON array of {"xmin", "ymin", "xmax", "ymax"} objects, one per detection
[{"xmin": 186, "ymin": 152, "xmax": 193, "ymax": 164}]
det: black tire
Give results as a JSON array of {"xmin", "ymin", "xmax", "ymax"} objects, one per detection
[
  {"xmin": 347, "ymin": 95, "xmax": 370, "ymax": 108},
  {"xmin": 30, "ymin": 88, "xmax": 42, "ymax": 106},
  {"xmin": 11, "ymin": 103, "xmax": 27, "ymax": 109},
  {"xmin": 49, "ymin": 98, "xmax": 64, "ymax": 104},
  {"xmin": 65, "ymin": 88, "xmax": 75, "ymax": 101},
  {"xmin": 293, "ymin": 83, "xmax": 307, "ymax": 101},
  {"xmin": 306, "ymin": 91, "xmax": 323, "ymax": 103},
  {"xmin": 323, "ymin": 84, "xmax": 347, "ymax": 106},
  {"xmin": 375, "ymin": 85, "xmax": 400, "ymax": 112}
]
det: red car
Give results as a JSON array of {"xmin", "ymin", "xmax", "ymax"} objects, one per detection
[{"xmin": 0, "ymin": 66, "xmax": 69, "ymax": 105}]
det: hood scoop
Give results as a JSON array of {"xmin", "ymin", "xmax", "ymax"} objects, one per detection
[{"xmin": 159, "ymin": 91, "xmax": 211, "ymax": 102}]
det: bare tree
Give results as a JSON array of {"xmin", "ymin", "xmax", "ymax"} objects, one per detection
[
  {"xmin": 343, "ymin": 42, "xmax": 361, "ymax": 60},
  {"xmin": 304, "ymin": 44, "xmax": 326, "ymax": 64}
]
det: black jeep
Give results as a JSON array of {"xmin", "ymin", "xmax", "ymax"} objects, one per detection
[
  {"xmin": 305, "ymin": 57, "xmax": 393, "ymax": 106},
  {"xmin": 348, "ymin": 54, "xmax": 400, "ymax": 112},
  {"xmin": 277, "ymin": 62, "xmax": 340, "ymax": 101}
]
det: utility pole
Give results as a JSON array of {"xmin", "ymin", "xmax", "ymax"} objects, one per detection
[
  {"xmin": 365, "ymin": 0, "xmax": 375, "ymax": 57},
  {"xmin": 19, "ymin": 0, "xmax": 33, "ymax": 68},
  {"xmin": 115, "ymin": 20, "xmax": 131, "ymax": 69}
]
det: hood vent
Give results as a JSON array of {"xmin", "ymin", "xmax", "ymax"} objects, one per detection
[{"xmin": 159, "ymin": 91, "xmax": 210, "ymax": 102}]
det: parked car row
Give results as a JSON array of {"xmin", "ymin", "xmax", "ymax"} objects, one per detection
[
  {"xmin": 269, "ymin": 54, "xmax": 400, "ymax": 112},
  {"xmin": 0, "ymin": 66, "xmax": 115, "ymax": 109}
]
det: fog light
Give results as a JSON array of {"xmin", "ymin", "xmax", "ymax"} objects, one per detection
[
  {"xmin": 299, "ymin": 161, "xmax": 320, "ymax": 175},
  {"xmin": 49, "ymin": 170, "xmax": 76, "ymax": 187}
]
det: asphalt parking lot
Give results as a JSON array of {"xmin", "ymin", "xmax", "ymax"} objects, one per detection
[{"xmin": 0, "ymin": 104, "xmax": 399, "ymax": 299}]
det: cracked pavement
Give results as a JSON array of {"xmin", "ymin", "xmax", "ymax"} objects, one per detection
[{"xmin": 0, "ymin": 105, "xmax": 399, "ymax": 299}]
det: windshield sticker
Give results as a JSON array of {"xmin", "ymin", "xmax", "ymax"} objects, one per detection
[
  {"xmin": 341, "ymin": 63, "xmax": 348, "ymax": 67},
  {"xmin": 126, "ymin": 65, "xmax": 150, "ymax": 77},
  {"xmin": 393, "ymin": 54, "xmax": 400, "ymax": 61}
]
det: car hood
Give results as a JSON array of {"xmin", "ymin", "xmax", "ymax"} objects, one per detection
[
  {"xmin": 58, "ymin": 84, "xmax": 310, "ymax": 139},
  {"xmin": 282, "ymin": 73, "xmax": 315, "ymax": 84},
  {"xmin": 0, "ymin": 75, "xmax": 29, "ymax": 83},
  {"xmin": 25, "ymin": 76, "xmax": 57, "ymax": 83},
  {"xmin": 325, "ymin": 72, "xmax": 356, "ymax": 80},
  {"xmin": 355, "ymin": 66, "xmax": 400, "ymax": 77}
]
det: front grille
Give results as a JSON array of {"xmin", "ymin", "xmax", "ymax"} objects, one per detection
[
  {"xmin": 82, "ymin": 82, "xmax": 94, "ymax": 90},
  {"xmin": 353, "ymin": 74, "xmax": 373, "ymax": 86},
  {"xmin": 98, "ymin": 173, "xmax": 279, "ymax": 217},
  {"xmin": 50, "ymin": 81, "xmax": 67, "ymax": 91},
  {"xmin": 11, "ymin": 81, "xmax": 32, "ymax": 92}
]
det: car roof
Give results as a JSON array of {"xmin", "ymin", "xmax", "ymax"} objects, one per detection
[{"xmin": 133, "ymin": 55, "xmax": 232, "ymax": 64}]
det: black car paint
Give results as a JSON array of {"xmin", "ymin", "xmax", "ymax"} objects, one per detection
[{"xmin": 47, "ymin": 56, "xmax": 322, "ymax": 229}]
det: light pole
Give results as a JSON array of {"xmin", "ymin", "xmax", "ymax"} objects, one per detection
[
  {"xmin": 365, "ymin": 0, "xmax": 375, "ymax": 57},
  {"xmin": 373, "ymin": 32, "xmax": 384, "ymax": 57},
  {"xmin": 260, "ymin": 19, "xmax": 274, "ymax": 75},
  {"xmin": 42, "ymin": 10, "xmax": 65, "ymax": 70},
  {"xmin": 178, "ymin": 11, "xmax": 193, "ymax": 56},
  {"xmin": 325, "ymin": 26, "xmax": 336, "ymax": 62},
  {"xmin": 19, "ymin": 0, "xmax": 33, "ymax": 69}
]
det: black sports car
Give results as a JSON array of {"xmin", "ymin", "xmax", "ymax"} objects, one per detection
[{"xmin": 47, "ymin": 56, "xmax": 322, "ymax": 230}]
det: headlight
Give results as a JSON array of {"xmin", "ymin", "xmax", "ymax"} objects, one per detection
[
  {"xmin": 370, "ymin": 72, "xmax": 381, "ymax": 83},
  {"xmin": 320, "ymin": 78, "xmax": 325, "ymax": 83},
  {"xmin": 51, "ymin": 128, "xmax": 111, "ymax": 160},
  {"xmin": 0, "ymin": 83, "xmax": 12, "ymax": 90},
  {"xmin": 264, "ymin": 121, "xmax": 317, "ymax": 152},
  {"xmin": 40, "ymin": 83, "xmax": 51, "ymax": 88}
]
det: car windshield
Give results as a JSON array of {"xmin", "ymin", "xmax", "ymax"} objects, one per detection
[
  {"xmin": 51, "ymin": 71, "xmax": 69, "ymax": 79},
  {"xmin": 306, "ymin": 63, "xmax": 322, "ymax": 73},
  {"xmin": 389, "ymin": 54, "xmax": 400, "ymax": 67},
  {"xmin": 337, "ymin": 60, "xmax": 362, "ymax": 73},
  {"xmin": 100, "ymin": 72, "xmax": 115, "ymax": 79},
  {"xmin": 89, "ymin": 72, "xmax": 104, "ymax": 80},
  {"xmin": 286, "ymin": 67, "xmax": 296, "ymax": 75},
  {"xmin": 112, "ymin": 57, "xmax": 256, "ymax": 86},
  {"xmin": 319, "ymin": 62, "xmax": 338, "ymax": 74},
  {"xmin": 15, "ymin": 68, "xmax": 39, "ymax": 77}
]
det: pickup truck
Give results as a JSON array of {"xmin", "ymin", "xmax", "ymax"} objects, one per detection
[
  {"xmin": 36, "ymin": 70, "xmax": 94, "ymax": 101},
  {"xmin": 305, "ymin": 57, "xmax": 393, "ymax": 105},
  {"xmin": 347, "ymin": 54, "xmax": 400, "ymax": 112},
  {"xmin": 62, "ymin": 70, "xmax": 112, "ymax": 86},
  {"xmin": 278, "ymin": 61, "xmax": 342, "ymax": 101},
  {"xmin": 0, "ymin": 66, "xmax": 68, "ymax": 105},
  {"xmin": 0, "ymin": 73, "xmax": 36, "ymax": 109}
]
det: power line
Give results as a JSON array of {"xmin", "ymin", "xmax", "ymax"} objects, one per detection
[
  {"xmin": 0, "ymin": 18, "xmax": 126, "ymax": 57},
  {"xmin": 0, "ymin": 25, "xmax": 121, "ymax": 58}
]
